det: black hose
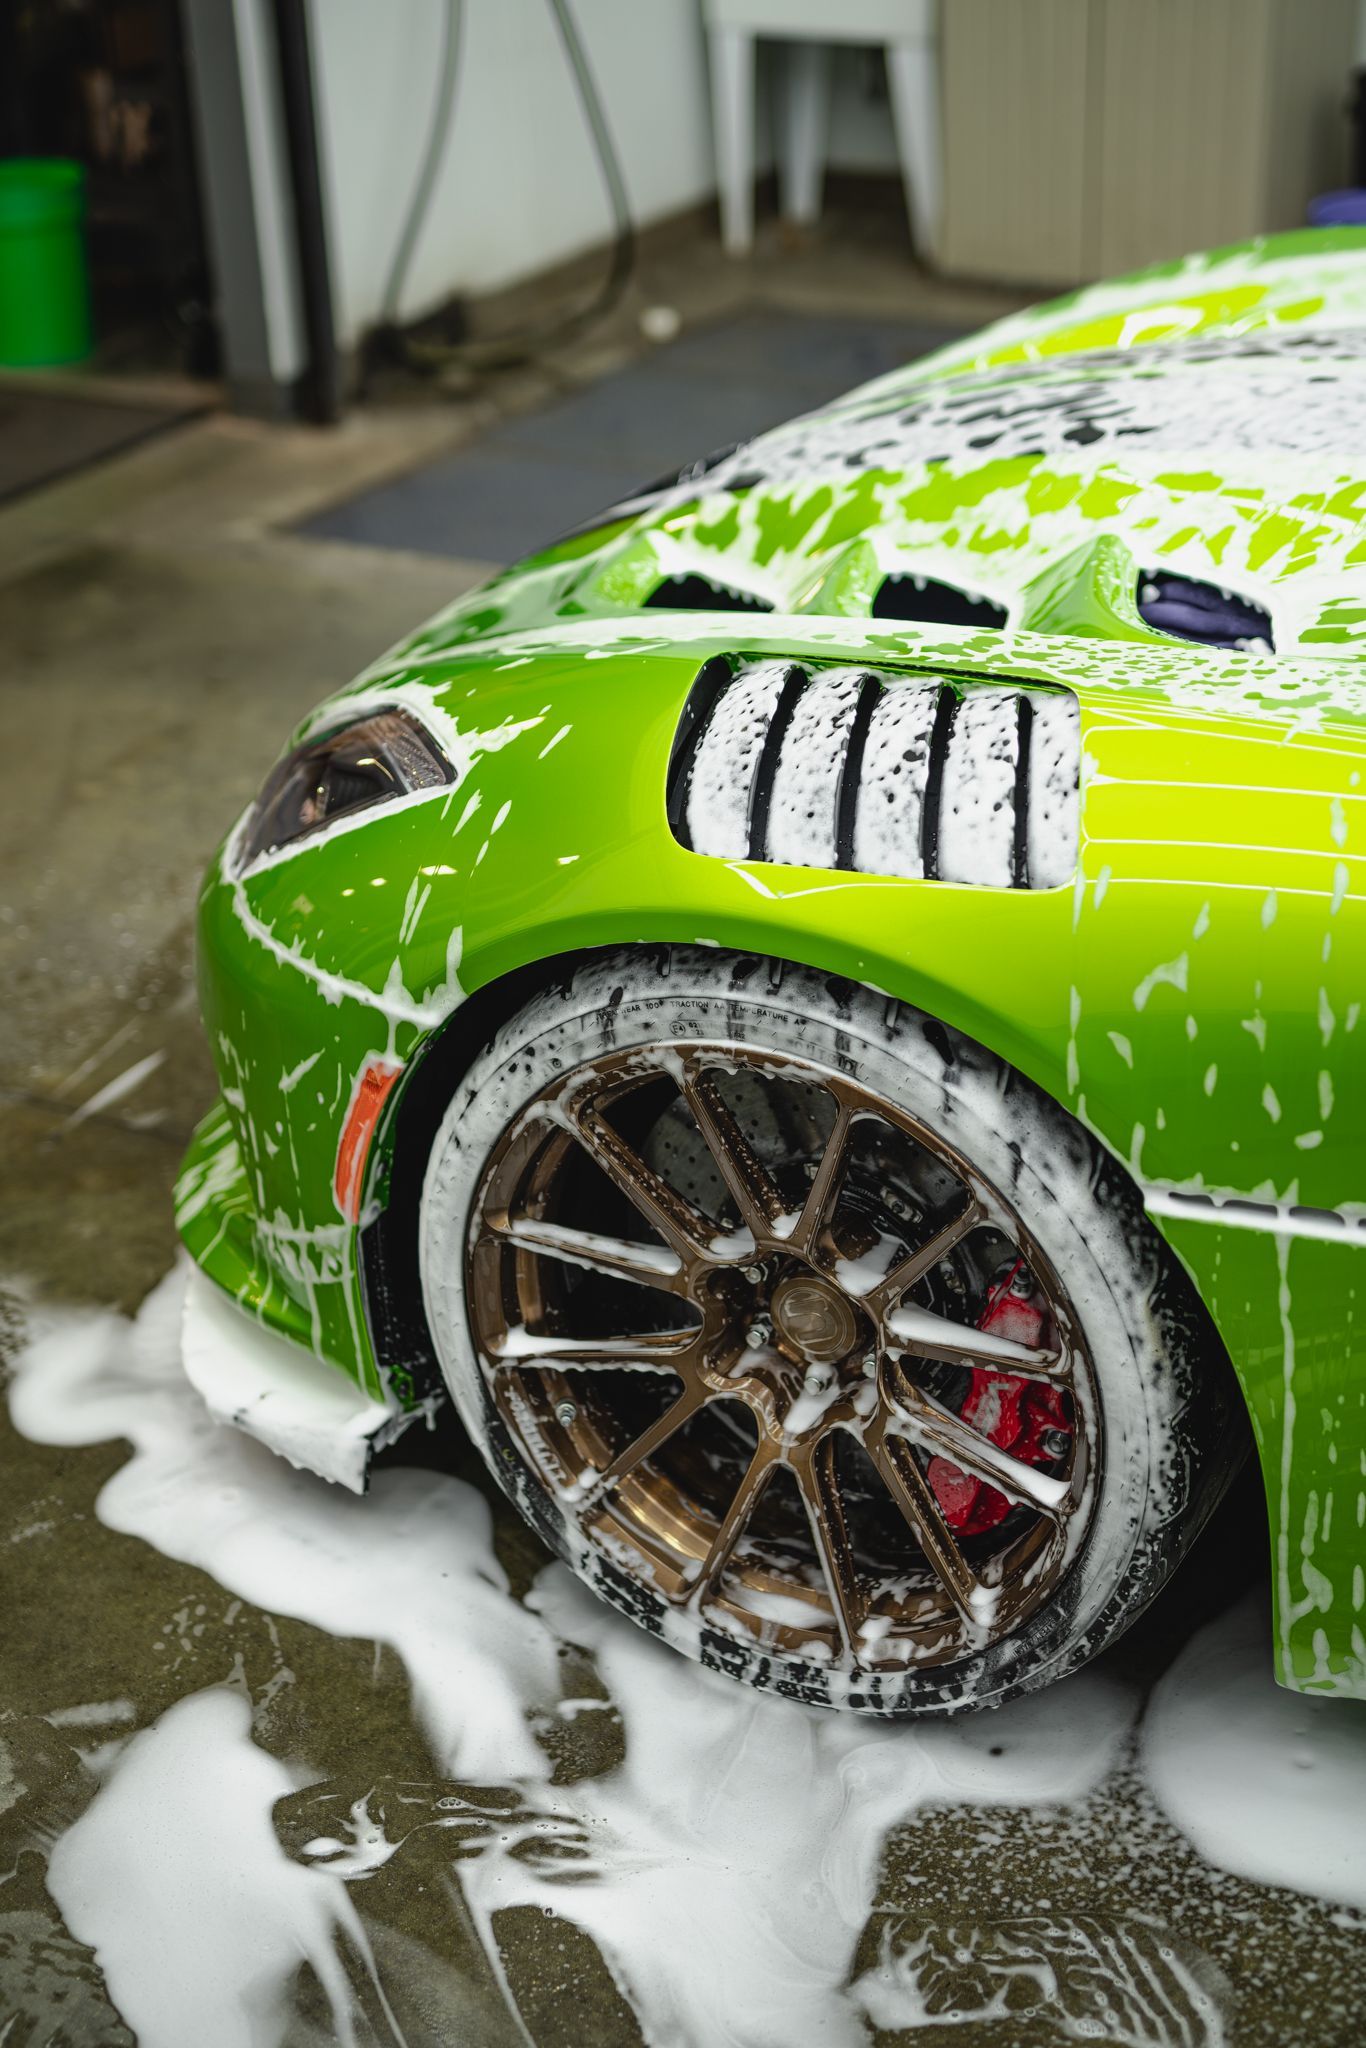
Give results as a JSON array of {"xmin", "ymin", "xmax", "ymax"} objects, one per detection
[
  {"xmin": 361, "ymin": 0, "xmax": 636, "ymax": 386},
  {"xmin": 545, "ymin": 0, "xmax": 635, "ymax": 317},
  {"xmin": 379, "ymin": 0, "xmax": 463, "ymax": 330},
  {"xmin": 273, "ymin": 0, "xmax": 342, "ymax": 421}
]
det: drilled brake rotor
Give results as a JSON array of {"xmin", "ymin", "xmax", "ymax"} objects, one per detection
[{"xmin": 465, "ymin": 1044, "xmax": 1098, "ymax": 1676}]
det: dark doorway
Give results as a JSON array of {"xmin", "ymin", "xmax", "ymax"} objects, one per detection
[{"xmin": 0, "ymin": 0, "xmax": 218, "ymax": 376}]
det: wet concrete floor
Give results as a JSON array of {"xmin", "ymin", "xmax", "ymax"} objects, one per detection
[{"xmin": 2, "ymin": 225, "xmax": 1363, "ymax": 2045}]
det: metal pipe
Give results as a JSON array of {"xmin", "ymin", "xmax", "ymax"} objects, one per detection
[{"xmin": 271, "ymin": 0, "xmax": 341, "ymax": 423}]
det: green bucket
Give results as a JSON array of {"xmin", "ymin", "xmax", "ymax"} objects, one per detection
[{"xmin": 0, "ymin": 158, "xmax": 92, "ymax": 367}]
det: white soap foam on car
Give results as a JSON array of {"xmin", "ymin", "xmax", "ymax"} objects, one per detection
[
  {"xmin": 765, "ymin": 666, "xmax": 864, "ymax": 868},
  {"xmin": 686, "ymin": 659, "xmax": 790, "ymax": 858},
  {"xmin": 936, "ymin": 685, "xmax": 1018, "ymax": 887},
  {"xmin": 1024, "ymin": 690, "xmax": 1080, "ymax": 888},
  {"xmin": 853, "ymin": 680, "xmax": 938, "ymax": 878}
]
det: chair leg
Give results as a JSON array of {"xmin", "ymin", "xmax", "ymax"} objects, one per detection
[
  {"xmin": 779, "ymin": 40, "xmax": 831, "ymax": 227},
  {"xmin": 708, "ymin": 25, "xmax": 757, "ymax": 255},
  {"xmin": 887, "ymin": 34, "xmax": 942, "ymax": 263}
]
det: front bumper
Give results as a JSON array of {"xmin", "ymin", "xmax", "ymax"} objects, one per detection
[
  {"xmin": 175, "ymin": 1095, "xmax": 383, "ymax": 1395},
  {"xmin": 181, "ymin": 1261, "xmax": 434, "ymax": 1491}
]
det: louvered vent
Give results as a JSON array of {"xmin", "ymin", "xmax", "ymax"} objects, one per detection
[{"xmin": 667, "ymin": 658, "xmax": 1079, "ymax": 889}]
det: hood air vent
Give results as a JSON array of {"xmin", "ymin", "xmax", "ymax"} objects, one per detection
[
  {"xmin": 645, "ymin": 573, "xmax": 773, "ymax": 613},
  {"xmin": 1136, "ymin": 571, "xmax": 1273, "ymax": 652},
  {"xmin": 872, "ymin": 575, "xmax": 1008, "ymax": 631},
  {"xmin": 667, "ymin": 658, "xmax": 1079, "ymax": 889}
]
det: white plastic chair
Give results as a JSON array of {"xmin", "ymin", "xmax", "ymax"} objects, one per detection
[{"xmin": 703, "ymin": 0, "xmax": 941, "ymax": 259}]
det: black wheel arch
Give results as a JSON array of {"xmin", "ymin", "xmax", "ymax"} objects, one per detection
[{"xmin": 360, "ymin": 941, "xmax": 1243, "ymax": 1492}]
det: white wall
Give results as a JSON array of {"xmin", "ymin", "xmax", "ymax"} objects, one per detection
[
  {"xmin": 309, "ymin": 0, "xmax": 720, "ymax": 344},
  {"xmin": 306, "ymin": 1, "xmax": 906, "ymax": 349}
]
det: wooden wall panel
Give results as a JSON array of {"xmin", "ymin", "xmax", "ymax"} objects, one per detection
[
  {"xmin": 1093, "ymin": 0, "xmax": 1272, "ymax": 276},
  {"xmin": 1263, "ymin": 0, "xmax": 1355, "ymax": 231},
  {"xmin": 939, "ymin": 0, "xmax": 1091, "ymax": 286},
  {"xmin": 940, "ymin": 0, "xmax": 1356, "ymax": 289}
]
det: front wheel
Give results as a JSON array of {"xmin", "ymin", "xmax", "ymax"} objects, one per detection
[{"xmin": 419, "ymin": 948, "xmax": 1239, "ymax": 1716}]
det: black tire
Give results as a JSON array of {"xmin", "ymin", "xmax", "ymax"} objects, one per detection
[{"xmin": 419, "ymin": 947, "xmax": 1243, "ymax": 1716}]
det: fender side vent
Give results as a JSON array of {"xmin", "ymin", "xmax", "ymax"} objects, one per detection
[{"xmin": 667, "ymin": 658, "xmax": 1079, "ymax": 888}]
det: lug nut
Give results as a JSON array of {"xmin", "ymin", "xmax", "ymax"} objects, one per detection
[
  {"xmin": 744, "ymin": 1265, "xmax": 763, "ymax": 1284},
  {"xmin": 745, "ymin": 1317, "xmax": 771, "ymax": 1350},
  {"xmin": 555, "ymin": 1400, "xmax": 578, "ymax": 1427}
]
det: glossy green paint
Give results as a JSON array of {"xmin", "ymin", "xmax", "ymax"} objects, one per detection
[{"xmin": 179, "ymin": 231, "xmax": 1366, "ymax": 1697}]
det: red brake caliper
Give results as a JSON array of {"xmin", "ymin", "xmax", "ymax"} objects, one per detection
[{"xmin": 926, "ymin": 1260, "xmax": 1072, "ymax": 1538}]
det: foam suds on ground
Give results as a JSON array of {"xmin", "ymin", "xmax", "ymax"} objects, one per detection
[
  {"xmin": 46, "ymin": 1688, "xmax": 372, "ymax": 2048},
  {"xmin": 1143, "ymin": 1590, "xmax": 1366, "ymax": 1913},
  {"xmin": 7, "ymin": 1263, "xmax": 1365, "ymax": 2045}
]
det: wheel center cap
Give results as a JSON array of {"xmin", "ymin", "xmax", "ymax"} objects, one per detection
[{"xmin": 769, "ymin": 1272, "xmax": 859, "ymax": 1366}]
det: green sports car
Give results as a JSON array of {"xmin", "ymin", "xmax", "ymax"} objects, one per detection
[{"xmin": 177, "ymin": 230, "xmax": 1364, "ymax": 1717}]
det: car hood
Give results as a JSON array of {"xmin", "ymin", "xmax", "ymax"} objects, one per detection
[{"xmin": 377, "ymin": 231, "xmax": 1366, "ymax": 706}]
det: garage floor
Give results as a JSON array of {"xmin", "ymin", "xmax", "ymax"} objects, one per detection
[{"xmin": 2, "ymin": 223, "xmax": 1364, "ymax": 2046}]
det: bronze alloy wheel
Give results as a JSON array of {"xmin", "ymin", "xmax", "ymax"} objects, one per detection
[{"xmin": 464, "ymin": 1041, "xmax": 1100, "ymax": 1678}]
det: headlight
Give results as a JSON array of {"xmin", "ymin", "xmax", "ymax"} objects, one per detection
[{"xmin": 241, "ymin": 709, "xmax": 453, "ymax": 864}]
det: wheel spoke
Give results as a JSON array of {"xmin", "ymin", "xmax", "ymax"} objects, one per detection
[
  {"xmin": 794, "ymin": 1434, "xmax": 863, "ymax": 1652},
  {"xmin": 590, "ymin": 1378, "xmax": 711, "ymax": 1494},
  {"xmin": 864, "ymin": 1424, "xmax": 985, "ymax": 1630},
  {"xmin": 690, "ymin": 1443, "xmax": 777, "ymax": 1606},
  {"xmin": 885, "ymin": 1298, "xmax": 1065, "ymax": 1381},
  {"xmin": 490, "ymin": 1327, "xmax": 696, "ymax": 1371},
  {"xmin": 787, "ymin": 1101, "xmax": 855, "ymax": 1258},
  {"xmin": 566, "ymin": 1100, "xmax": 714, "ymax": 1261},
  {"xmin": 885, "ymin": 1386, "xmax": 1071, "ymax": 1517},
  {"xmin": 680, "ymin": 1065, "xmax": 789, "ymax": 1243},
  {"xmin": 862, "ymin": 1196, "xmax": 985, "ymax": 1317},
  {"xmin": 487, "ymin": 1212, "xmax": 688, "ymax": 1295}
]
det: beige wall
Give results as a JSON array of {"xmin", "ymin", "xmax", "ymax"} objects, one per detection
[
  {"xmin": 309, "ymin": 0, "xmax": 720, "ymax": 341},
  {"xmin": 938, "ymin": 0, "xmax": 1357, "ymax": 288}
]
